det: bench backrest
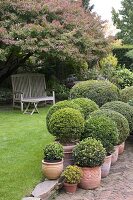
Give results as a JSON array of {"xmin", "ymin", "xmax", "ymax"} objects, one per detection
[{"xmin": 11, "ymin": 74, "xmax": 46, "ymax": 98}]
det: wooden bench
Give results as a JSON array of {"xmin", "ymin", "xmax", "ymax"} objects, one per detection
[{"xmin": 11, "ymin": 73, "xmax": 55, "ymax": 112}]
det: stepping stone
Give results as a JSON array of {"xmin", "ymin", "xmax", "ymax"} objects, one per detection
[{"xmin": 32, "ymin": 180, "xmax": 59, "ymax": 199}]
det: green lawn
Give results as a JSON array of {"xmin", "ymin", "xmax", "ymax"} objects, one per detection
[{"xmin": 0, "ymin": 106, "xmax": 54, "ymax": 200}]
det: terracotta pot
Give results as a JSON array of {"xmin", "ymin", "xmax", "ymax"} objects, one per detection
[
  {"xmin": 64, "ymin": 182, "xmax": 77, "ymax": 193},
  {"xmin": 79, "ymin": 166, "xmax": 101, "ymax": 190},
  {"xmin": 101, "ymin": 154, "xmax": 112, "ymax": 178},
  {"xmin": 42, "ymin": 159, "xmax": 63, "ymax": 180},
  {"xmin": 111, "ymin": 146, "xmax": 119, "ymax": 165},
  {"xmin": 63, "ymin": 144, "xmax": 75, "ymax": 169},
  {"xmin": 118, "ymin": 142, "xmax": 125, "ymax": 155}
]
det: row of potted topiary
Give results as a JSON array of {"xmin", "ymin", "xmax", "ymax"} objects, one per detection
[{"xmin": 41, "ymin": 102, "xmax": 132, "ymax": 193}]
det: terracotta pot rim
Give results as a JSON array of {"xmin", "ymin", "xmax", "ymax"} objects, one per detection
[
  {"xmin": 63, "ymin": 144, "xmax": 76, "ymax": 150},
  {"xmin": 42, "ymin": 159, "xmax": 63, "ymax": 165},
  {"xmin": 106, "ymin": 154, "xmax": 112, "ymax": 158},
  {"xmin": 79, "ymin": 166, "xmax": 101, "ymax": 169},
  {"xmin": 64, "ymin": 182, "xmax": 78, "ymax": 186},
  {"xmin": 118, "ymin": 141, "xmax": 125, "ymax": 145}
]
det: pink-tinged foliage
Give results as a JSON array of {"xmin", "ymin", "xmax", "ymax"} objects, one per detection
[{"xmin": 0, "ymin": 0, "xmax": 109, "ymax": 83}]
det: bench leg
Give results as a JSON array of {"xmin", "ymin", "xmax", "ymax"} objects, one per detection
[
  {"xmin": 23, "ymin": 102, "xmax": 30, "ymax": 114},
  {"xmin": 21, "ymin": 101, "xmax": 24, "ymax": 112},
  {"xmin": 30, "ymin": 103, "xmax": 39, "ymax": 115}
]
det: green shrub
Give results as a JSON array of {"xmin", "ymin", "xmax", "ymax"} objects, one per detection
[
  {"xmin": 121, "ymin": 86, "xmax": 133, "ymax": 103},
  {"xmin": 62, "ymin": 165, "xmax": 82, "ymax": 184},
  {"xmin": 0, "ymin": 88, "xmax": 12, "ymax": 103},
  {"xmin": 83, "ymin": 115, "xmax": 119, "ymax": 154},
  {"xmin": 46, "ymin": 100, "xmax": 83, "ymax": 132},
  {"xmin": 112, "ymin": 68, "xmax": 133, "ymax": 89},
  {"xmin": 128, "ymin": 99, "xmax": 133, "ymax": 106},
  {"xmin": 112, "ymin": 46, "xmax": 133, "ymax": 70},
  {"xmin": 49, "ymin": 108, "xmax": 84, "ymax": 144},
  {"xmin": 70, "ymin": 80, "xmax": 120, "ymax": 106},
  {"xmin": 100, "ymin": 54, "xmax": 118, "ymax": 80},
  {"xmin": 53, "ymin": 83, "xmax": 70, "ymax": 101},
  {"xmin": 73, "ymin": 138, "xmax": 106, "ymax": 167},
  {"xmin": 90, "ymin": 109, "xmax": 129, "ymax": 144},
  {"xmin": 72, "ymin": 98, "xmax": 99, "ymax": 119},
  {"xmin": 43, "ymin": 142, "xmax": 64, "ymax": 161},
  {"xmin": 101, "ymin": 101, "xmax": 133, "ymax": 132}
]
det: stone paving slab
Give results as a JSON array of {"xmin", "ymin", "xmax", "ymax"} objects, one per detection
[
  {"xmin": 22, "ymin": 198, "xmax": 41, "ymax": 200},
  {"xmin": 55, "ymin": 138, "xmax": 133, "ymax": 200},
  {"xmin": 32, "ymin": 180, "xmax": 58, "ymax": 199}
]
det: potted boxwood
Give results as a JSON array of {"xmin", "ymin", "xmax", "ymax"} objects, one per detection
[
  {"xmin": 49, "ymin": 108, "xmax": 84, "ymax": 168},
  {"xmin": 46, "ymin": 100, "xmax": 83, "ymax": 132},
  {"xmin": 42, "ymin": 142, "xmax": 64, "ymax": 180},
  {"xmin": 73, "ymin": 138, "xmax": 106, "ymax": 190},
  {"xmin": 90, "ymin": 109, "xmax": 130, "ymax": 160},
  {"xmin": 71, "ymin": 98, "xmax": 99, "ymax": 119},
  {"xmin": 62, "ymin": 165, "xmax": 82, "ymax": 193},
  {"xmin": 83, "ymin": 115, "xmax": 119, "ymax": 177}
]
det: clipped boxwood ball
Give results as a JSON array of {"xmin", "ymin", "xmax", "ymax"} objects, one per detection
[
  {"xmin": 73, "ymin": 138, "xmax": 106, "ymax": 167},
  {"xmin": 70, "ymin": 80, "xmax": 120, "ymax": 106},
  {"xmin": 90, "ymin": 109, "xmax": 129, "ymax": 144},
  {"xmin": 101, "ymin": 101, "xmax": 133, "ymax": 132},
  {"xmin": 121, "ymin": 86, "xmax": 133, "ymax": 103},
  {"xmin": 83, "ymin": 115, "xmax": 119, "ymax": 154},
  {"xmin": 72, "ymin": 98, "xmax": 99, "ymax": 119},
  {"xmin": 43, "ymin": 142, "xmax": 64, "ymax": 161},
  {"xmin": 46, "ymin": 100, "xmax": 83, "ymax": 132},
  {"xmin": 49, "ymin": 108, "xmax": 84, "ymax": 144}
]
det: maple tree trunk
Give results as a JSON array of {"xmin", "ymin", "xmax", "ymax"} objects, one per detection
[{"xmin": 0, "ymin": 52, "xmax": 32, "ymax": 85}]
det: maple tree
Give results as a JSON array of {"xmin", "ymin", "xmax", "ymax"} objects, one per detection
[{"xmin": 0, "ymin": 0, "xmax": 109, "ymax": 84}]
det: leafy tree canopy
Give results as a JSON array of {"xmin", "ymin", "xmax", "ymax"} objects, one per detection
[
  {"xmin": 0, "ymin": 0, "xmax": 109, "ymax": 84},
  {"xmin": 112, "ymin": 0, "xmax": 133, "ymax": 44}
]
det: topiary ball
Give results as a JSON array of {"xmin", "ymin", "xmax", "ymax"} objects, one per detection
[
  {"xmin": 43, "ymin": 142, "xmax": 64, "ymax": 161},
  {"xmin": 71, "ymin": 98, "xmax": 99, "ymax": 119},
  {"xmin": 70, "ymin": 80, "xmax": 120, "ymax": 106},
  {"xmin": 46, "ymin": 100, "xmax": 83, "ymax": 132},
  {"xmin": 73, "ymin": 138, "xmax": 106, "ymax": 167},
  {"xmin": 90, "ymin": 109, "xmax": 129, "ymax": 145},
  {"xmin": 49, "ymin": 108, "xmax": 85, "ymax": 144},
  {"xmin": 101, "ymin": 101, "xmax": 133, "ymax": 132},
  {"xmin": 121, "ymin": 86, "xmax": 133, "ymax": 103},
  {"xmin": 83, "ymin": 115, "xmax": 119, "ymax": 154}
]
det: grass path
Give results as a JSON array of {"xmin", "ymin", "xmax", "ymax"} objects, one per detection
[{"xmin": 0, "ymin": 107, "xmax": 53, "ymax": 200}]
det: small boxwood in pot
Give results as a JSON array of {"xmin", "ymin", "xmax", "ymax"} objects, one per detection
[
  {"xmin": 62, "ymin": 165, "xmax": 82, "ymax": 184},
  {"xmin": 43, "ymin": 142, "xmax": 64, "ymax": 162},
  {"xmin": 73, "ymin": 138, "xmax": 106, "ymax": 167},
  {"xmin": 90, "ymin": 109, "xmax": 130, "ymax": 145},
  {"xmin": 70, "ymin": 80, "xmax": 120, "ymax": 106},
  {"xmin": 46, "ymin": 100, "xmax": 83, "ymax": 132},
  {"xmin": 71, "ymin": 98, "xmax": 99, "ymax": 119},
  {"xmin": 83, "ymin": 115, "xmax": 119, "ymax": 154},
  {"xmin": 49, "ymin": 108, "xmax": 85, "ymax": 144},
  {"xmin": 101, "ymin": 101, "xmax": 133, "ymax": 132}
]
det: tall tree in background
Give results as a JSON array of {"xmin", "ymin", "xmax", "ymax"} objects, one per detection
[
  {"xmin": 0, "ymin": 0, "xmax": 108, "ymax": 84},
  {"xmin": 112, "ymin": 0, "xmax": 133, "ymax": 44},
  {"xmin": 82, "ymin": 0, "xmax": 94, "ymax": 11}
]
